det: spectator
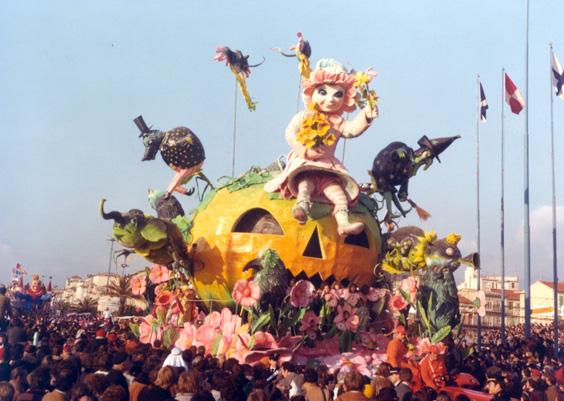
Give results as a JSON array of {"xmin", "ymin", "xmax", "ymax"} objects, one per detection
[
  {"xmin": 335, "ymin": 372, "xmax": 368, "ymax": 401},
  {"xmin": 0, "ymin": 382, "xmax": 15, "ymax": 401}
]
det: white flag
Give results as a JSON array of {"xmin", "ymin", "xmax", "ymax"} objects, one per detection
[{"xmin": 551, "ymin": 49, "xmax": 564, "ymax": 100}]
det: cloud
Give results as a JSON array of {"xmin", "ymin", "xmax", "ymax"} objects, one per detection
[{"xmin": 510, "ymin": 204, "xmax": 564, "ymax": 282}]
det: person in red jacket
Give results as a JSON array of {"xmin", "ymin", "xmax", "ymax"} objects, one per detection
[
  {"xmin": 387, "ymin": 326, "xmax": 408, "ymax": 368},
  {"xmin": 419, "ymin": 345, "xmax": 449, "ymax": 390}
]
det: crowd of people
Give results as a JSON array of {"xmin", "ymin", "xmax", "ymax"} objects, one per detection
[{"xmin": 0, "ymin": 285, "xmax": 562, "ymax": 401}]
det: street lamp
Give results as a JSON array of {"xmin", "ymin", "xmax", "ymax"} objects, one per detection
[{"xmin": 106, "ymin": 237, "xmax": 115, "ymax": 294}]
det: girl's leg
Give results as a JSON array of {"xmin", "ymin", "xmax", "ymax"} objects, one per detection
[
  {"xmin": 322, "ymin": 183, "xmax": 364, "ymax": 236},
  {"xmin": 293, "ymin": 176, "xmax": 314, "ymax": 224}
]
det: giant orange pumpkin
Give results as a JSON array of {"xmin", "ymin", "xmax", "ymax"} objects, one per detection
[{"xmin": 189, "ymin": 183, "xmax": 381, "ymax": 304}]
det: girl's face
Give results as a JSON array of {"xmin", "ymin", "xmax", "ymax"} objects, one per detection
[{"xmin": 312, "ymin": 84, "xmax": 345, "ymax": 113}]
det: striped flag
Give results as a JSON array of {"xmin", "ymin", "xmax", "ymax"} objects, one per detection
[
  {"xmin": 504, "ymin": 73, "xmax": 525, "ymax": 115},
  {"xmin": 479, "ymin": 82, "xmax": 488, "ymax": 122},
  {"xmin": 551, "ymin": 49, "xmax": 564, "ymax": 100},
  {"xmin": 14, "ymin": 263, "xmax": 26, "ymax": 275}
]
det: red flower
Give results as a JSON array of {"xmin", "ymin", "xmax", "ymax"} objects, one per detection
[
  {"xmin": 155, "ymin": 290, "xmax": 173, "ymax": 306},
  {"xmin": 389, "ymin": 295, "xmax": 409, "ymax": 311}
]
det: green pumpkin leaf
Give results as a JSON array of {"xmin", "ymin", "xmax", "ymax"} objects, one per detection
[
  {"xmin": 129, "ymin": 323, "xmax": 140, "ymax": 338},
  {"xmin": 140, "ymin": 221, "xmax": 168, "ymax": 242},
  {"xmin": 252, "ymin": 311, "xmax": 272, "ymax": 334},
  {"xmin": 171, "ymin": 215, "xmax": 193, "ymax": 242},
  {"xmin": 309, "ymin": 203, "xmax": 333, "ymax": 220}
]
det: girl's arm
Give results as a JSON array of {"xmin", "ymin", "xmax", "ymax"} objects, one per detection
[{"xmin": 342, "ymin": 105, "xmax": 378, "ymax": 138}]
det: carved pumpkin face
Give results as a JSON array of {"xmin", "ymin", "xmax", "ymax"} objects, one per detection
[{"xmin": 189, "ymin": 185, "xmax": 381, "ymax": 304}]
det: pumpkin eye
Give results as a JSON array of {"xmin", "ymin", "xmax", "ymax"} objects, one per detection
[
  {"xmin": 445, "ymin": 247, "xmax": 454, "ymax": 256},
  {"xmin": 344, "ymin": 230, "xmax": 370, "ymax": 248},
  {"xmin": 232, "ymin": 208, "xmax": 283, "ymax": 235}
]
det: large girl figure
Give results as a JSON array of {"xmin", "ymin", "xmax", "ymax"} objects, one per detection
[{"xmin": 265, "ymin": 59, "xmax": 378, "ymax": 236}]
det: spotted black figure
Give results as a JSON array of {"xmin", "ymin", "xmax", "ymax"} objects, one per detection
[
  {"xmin": 135, "ymin": 115, "xmax": 213, "ymax": 197},
  {"xmin": 363, "ymin": 135, "xmax": 460, "ymax": 228}
]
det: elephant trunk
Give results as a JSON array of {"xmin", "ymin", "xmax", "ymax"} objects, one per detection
[{"xmin": 99, "ymin": 199, "xmax": 126, "ymax": 226}]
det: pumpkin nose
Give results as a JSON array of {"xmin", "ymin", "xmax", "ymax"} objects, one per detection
[{"xmin": 303, "ymin": 227, "xmax": 323, "ymax": 259}]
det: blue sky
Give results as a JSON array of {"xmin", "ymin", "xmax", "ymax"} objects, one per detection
[{"xmin": 1, "ymin": 1, "xmax": 563, "ymax": 287}]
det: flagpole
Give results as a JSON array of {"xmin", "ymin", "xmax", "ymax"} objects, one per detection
[
  {"xmin": 501, "ymin": 68, "xmax": 506, "ymax": 340},
  {"xmin": 476, "ymin": 74, "xmax": 482, "ymax": 351},
  {"xmin": 549, "ymin": 42, "xmax": 558, "ymax": 357},
  {"xmin": 524, "ymin": 0, "xmax": 531, "ymax": 337}
]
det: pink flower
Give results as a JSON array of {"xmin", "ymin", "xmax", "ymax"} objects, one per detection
[
  {"xmin": 139, "ymin": 315, "xmax": 162, "ymax": 346},
  {"xmin": 343, "ymin": 288, "xmax": 362, "ymax": 306},
  {"xmin": 252, "ymin": 331, "xmax": 278, "ymax": 350},
  {"xmin": 204, "ymin": 311, "xmax": 222, "ymax": 329},
  {"xmin": 155, "ymin": 290, "xmax": 173, "ymax": 306},
  {"xmin": 324, "ymin": 289, "xmax": 339, "ymax": 308},
  {"xmin": 389, "ymin": 294, "xmax": 409, "ymax": 311},
  {"xmin": 232, "ymin": 279, "xmax": 261, "ymax": 308},
  {"xmin": 334, "ymin": 304, "xmax": 360, "ymax": 332},
  {"xmin": 290, "ymin": 280, "xmax": 315, "ymax": 308},
  {"xmin": 194, "ymin": 324, "xmax": 217, "ymax": 354},
  {"xmin": 366, "ymin": 287, "xmax": 388, "ymax": 302},
  {"xmin": 415, "ymin": 337, "xmax": 432, "ymax": 356},
  {"xmin": 175, "ymin": 322, "xmax": 197, "ymax": 350},
  {"xmin": 299, "ymin": 311, "xmax": 320, "ymax": 334},
  {"xmin": 399, "ymin": 277, "xmax": 418, "ymax": 304},
  {"xmin": 149, "ymin": 264, "xmax": 171, "ymax": 284},
  {"xmin": 130, "ymin": 276, "xmax": 146, "ymax": 296}
]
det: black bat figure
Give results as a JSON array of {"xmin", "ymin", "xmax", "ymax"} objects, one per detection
[
  {"xmin": 214, "ymin": 46, "xmax": 264, "ymax": 78},
  {"xmin": 367, "ymin": 135, "xmax": 459, "ymax": 223}
]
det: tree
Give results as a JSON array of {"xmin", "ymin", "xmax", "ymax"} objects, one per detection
[
  {"xmin": 73, "ymin": 297, "xmax": 97, "ymax": 314},
  {"xmin": 106, "ymin": 275, "xmax": 145, "ymax": 315}
]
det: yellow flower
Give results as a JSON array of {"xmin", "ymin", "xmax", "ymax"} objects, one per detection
[
  {"xmin": 446, "ymin": 233, "xmax": 461, "ymax": 245},
  {"xmin": 354, "ymin": 71, "xmax": 373, "ymax": 88},
  {"xmin": 323, "ymin": 132, "xmax": 336, "ymax": 146},
  {"xmin": 297, "ymin": 108, "xmax": 331, "ymax": 148}
]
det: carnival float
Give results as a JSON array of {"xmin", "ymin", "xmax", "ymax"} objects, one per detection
[
  {"xmin": 100, "ymin": 33, "xmax": 485, "ymax": 375},
  {"xmin": 8, "ymin": 266, "xmax": 52, "ymax": 316}
]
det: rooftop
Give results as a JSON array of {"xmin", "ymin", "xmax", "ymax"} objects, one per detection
[{"xmin": 538, "ymin": 281, "xmax": 564, "ymax": 293}]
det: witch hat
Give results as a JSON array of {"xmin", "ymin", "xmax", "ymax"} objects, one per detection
[{"xmin": 417, "ymin": 135, "xmax": 460, "ymax": 163}]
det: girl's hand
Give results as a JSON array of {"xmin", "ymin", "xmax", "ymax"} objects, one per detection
[{"xmin": 364, "ymin": 104, "xmax": 379, "ymax": 121}]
